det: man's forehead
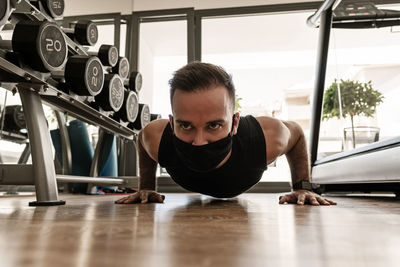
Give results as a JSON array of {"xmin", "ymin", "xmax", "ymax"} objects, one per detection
[
  {"xmin": 175, "ymin": 118, "xmax": 227, "ymax": 124},
  {"xmin": 171, "ymin": 86, "xmax": 231, "ymax": 113}
]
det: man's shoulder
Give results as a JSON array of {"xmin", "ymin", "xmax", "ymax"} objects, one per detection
[
  {"xmin": 254, "ymin": 116, "xmax": 291, "ymax": 164},
  {"xmin": 142, "ymin": 119, "xmax": 169, "ymax": 138},
  {"xmin": 141, "ymin": 119, "xmax": 170, "ymax": 162},
  {"xmin": 255, "ymin": 116, "xmax": 283, "ymax": 129}
]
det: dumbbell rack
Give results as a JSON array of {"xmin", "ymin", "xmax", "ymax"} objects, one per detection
[
  {"xmin": 0, "ymin": 56, "xmax": 139, "ymax": 205},
  {"xmin": 0, "ymin": 0, "xmax": 139, "ymax": 205}
]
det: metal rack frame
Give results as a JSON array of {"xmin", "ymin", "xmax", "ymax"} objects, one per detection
[
  {"xmin": 0, "ymin": 0, "xmax": 138, "ymax": 205},
  {"xmin": 0, "ymin": 57, "xmax": 139, "ymax": 205}
]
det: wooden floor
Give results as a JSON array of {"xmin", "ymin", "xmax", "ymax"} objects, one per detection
[{"xmin": 0, "ymin": 193, "xmax": 400, "ymax": 267}]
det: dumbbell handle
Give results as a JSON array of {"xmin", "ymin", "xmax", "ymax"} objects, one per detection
[
  {"xmin": 87, "ymin": 51, "xmax": 105, "ymax": 56},
  {"xmin": 61, "ymin": 27, "xmax": 74, "ymax": 34},
  {"xmin": 0, "ymin": 40, "xmax": 13, "ymax": 50},
  {"xmin": 61, "ymin": 24, "xmax": 91, "ymax": 34},
  {"xmin": 123, "ymin": 81, "xmax": 131, "ymax": 88},
  {"xmin": 51, "ymin": 71, "xmax": 65, "ymax": 79}
]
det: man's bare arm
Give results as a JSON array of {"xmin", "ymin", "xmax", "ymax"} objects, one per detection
[
  {"xmin": 282, "ymin": 121, "xmax": 311, "ymax": 185},
  {"xmin": 115, "ymin": 121, "xmax": 168, "ymax": 204},
  {"xmin": 137, "ymin": 130, "xmax": 157, "ymax": 191},
  {"xmin": 256, "ymin": 116, "xmax": 336, "ymax": 205},
  {"xmin": 256, "ymin": 117, "xmax": 311, "ymax": 184},
  {"xmin": 279, "ymin": 120, "xmax": 336, "ymax": 206}
]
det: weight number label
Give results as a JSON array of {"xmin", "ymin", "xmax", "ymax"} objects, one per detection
[
  {"xmin": 91, "ymin": 66, "xmax": 99, "ymax": 86},
  {"xmin": 46, "ymin": 39, "xmax": 62, "ymax": 52},
  {"xmin": 53, "ymin": 1, "xmax": 62, "ymax": 9},
  {"xmin": 111, "ymin": 52, "xmax": 117, "ymax": 61},
  {"xmin": 90, "ymin": 29, "xmax": 96, "ymax": 39}
]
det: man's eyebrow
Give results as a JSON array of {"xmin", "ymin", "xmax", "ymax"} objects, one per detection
[
  {"xmin": 175, "ymin": 119, "xmax": 192, "ymax": 124},
  {"xmin": 206, "ymin": 119, "xmax": 225, "ymax": 124},
  {"xmin": 175, "ymin": 119, "xmax": 225, "ymax": 124}
]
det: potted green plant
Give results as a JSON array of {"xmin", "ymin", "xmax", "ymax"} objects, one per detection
[
  {"xmin": 322, "ymin": 79, "xmax": 384, "ymax": 149},
  {"xmin": 235, "ymin": 94, "xmax": 242, "ymax": 113}
]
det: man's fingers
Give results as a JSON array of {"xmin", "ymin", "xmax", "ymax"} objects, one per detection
[
  {"xmin": 148, "ymin": 193, "xmax": 165, "ymax": 203},
  {"xmin": 123, "ymin": 194, "xmax": 140, "ymax": 204},
  {"xmin": 326, "ymin": 199, "xmax": 337, "ymax": 205},
  {"xmin": 127, "ymin": 195, "xmax": 138, "ymax": 203},
  {"xmin": 279, "ymin": 191, "xmax": 337, "ymax": 206},
  {"xmin": 115, "ymin": 196, "xmax": 128, "ymax": 204},
  {"xmin": 115, "ymin": 193, "xmax": 141, "ymax": 204},
  {"xmin": 279, "ymin": 194, "xmax": 297, "ymax": 204},
  {"xmin": 140, "ymin": 191, "xmax": 148, "ymax": 204},
  {"xmin": 297, "ymin": 194, "xmax": 306, "ymax": 205},
  {"xmin": 279, "ymin": 195, "xmax": 291, "ymax": 204},
  {"xmin": 316, "ymin": 196, "xmax": 330, "ymax": 205},
  {"xmin": 115, "ymin": 191, "xmax": 166, "ymax": 205},
  {"xmin": 308, "ymin": 196, "xmax": 320, "ymax": 206}
]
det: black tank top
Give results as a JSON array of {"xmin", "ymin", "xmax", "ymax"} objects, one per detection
[{"xmin": 158, "ymin": 115, "xmax": 267, "ymax": 198}]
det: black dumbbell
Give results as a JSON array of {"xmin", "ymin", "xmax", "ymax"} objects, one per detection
[
  {"xmin": 88, "ymin": 44, "xmax": 119, "ymax": 67},
  {"xmin": 150, "ymin": 114, "xmax": 161, "ymax": 121},
  {"xmin": 94, "ymin": 74, "xmax": 124, "ymax": 112},
  {"xmin": 113, "ymin": 90, "xmax": 139, "ymax": 123},
  {"xmin": 30, "ymin": 0, "xmax": 65, "ymax": 19},
  {"xmin": 126, "ymin": 71, "xmax": 142, "ymax": 93},
  {"xmin": 60, "ymin": 56, "xmax": 104, "ymax": 96},
  {"xmin": 1, "ymin": 105, "xmax": 27, "ymax": 134},
  {"xmin": 111, "ymin": 57, "xmax": 130, "ymax": 80},
  {"xmin": 0, "ymin": 20, "xmax": 68, "ymax": 72},
  {"xmin": 62, "ymin": 20, "xmax": 98, "ymax": 46},
  {"xmin": 0, "ymin": 0, "xmax": 10, "ymax": 30},
  {"xmin": 128, "ymin": 103, "xmax": 150, "ymax": 130}
]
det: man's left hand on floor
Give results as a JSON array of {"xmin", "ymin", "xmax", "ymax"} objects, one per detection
[{"xmin": 279, "ymin": 190, "xmax": 337, "ymax": 206}]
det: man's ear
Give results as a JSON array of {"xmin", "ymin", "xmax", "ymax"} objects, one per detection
[
  {"xmin": 233, "ymin": 112, "xmax": 240, "ymax": 135},
  {"xmin": 169, "ymin": 115, "xmax": 174, "ymax": 130}
]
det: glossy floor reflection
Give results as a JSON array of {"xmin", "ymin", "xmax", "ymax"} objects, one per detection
[{"xmin": 0, "ymin": 193, "xmax": 399, "ymax": 267}]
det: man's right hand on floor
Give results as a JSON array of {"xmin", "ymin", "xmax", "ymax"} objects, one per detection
[{"xmin": 115, "ymin": 190, "xmax": 165, "ymax": 204}]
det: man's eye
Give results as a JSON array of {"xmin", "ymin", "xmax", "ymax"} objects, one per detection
[
  {"xmin": 179, "ymin": 123, "xmax": 192, "ymax": 130},
  {"xmin": 208, "ymin": 123, "xmax": 222, "ymax": 130}
]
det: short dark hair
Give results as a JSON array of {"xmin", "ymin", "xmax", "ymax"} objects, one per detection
[{"xmin": 169, "ymin": 62, "xmax": 236, "ymax": 112}]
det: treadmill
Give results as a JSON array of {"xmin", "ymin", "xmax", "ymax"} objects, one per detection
[{"xmin": 307, "ymin": 0, "xmax": 400, "ymax": 195}]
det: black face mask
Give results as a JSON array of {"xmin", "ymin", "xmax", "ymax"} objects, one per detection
[{"xmin": 172, "ymin": 116, "xmax": 235, "ymax": 173}]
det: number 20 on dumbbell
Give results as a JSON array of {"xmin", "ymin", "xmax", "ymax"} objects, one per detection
[{"xmin": 0, "ymin": 20, "xmax": 68, "ymax": 72}]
